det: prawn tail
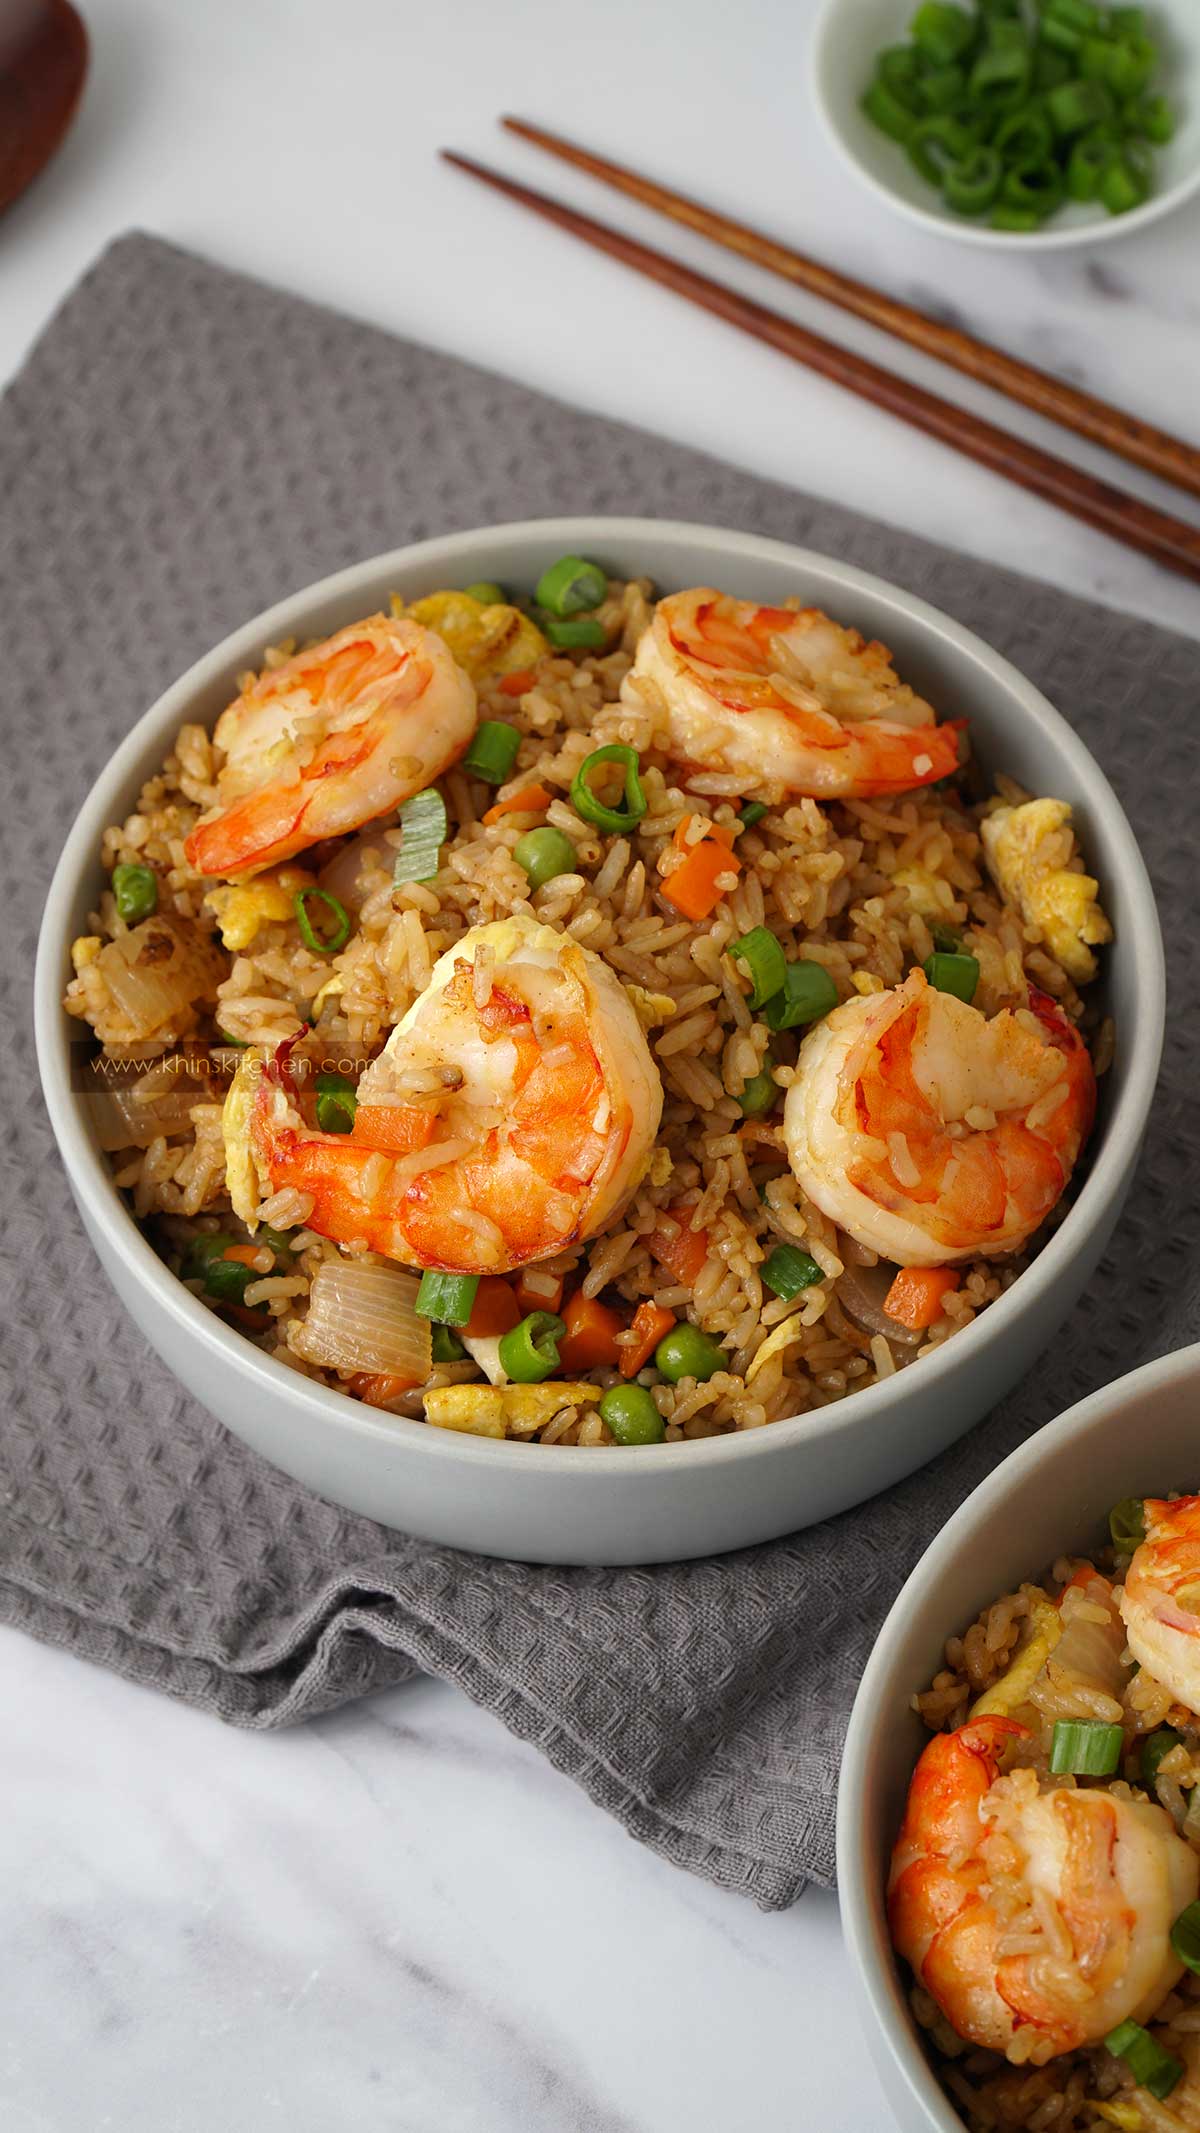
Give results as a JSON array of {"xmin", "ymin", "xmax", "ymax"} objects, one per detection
[{"xmin": 184, "ymin": 780, "xmax": 314, "ymax": 878}]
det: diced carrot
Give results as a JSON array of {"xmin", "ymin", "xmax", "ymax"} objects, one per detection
[
  {"xmin": 883, "ymin": 1265, "xmax": 961, "ymax": 1332},
  {"xmin": 558, "ymin": 1290, "xmax": 624, "ymax": 1371},
  {"xmin": 648, "ymin": 1205, "xmax": 709, "ymax": 1287},
  {"xmin": 620, "ymin": 1301, "xmax": 676, "ymax": 1379},
  {"xmin": 352, "ymin": 1371, "xmax": 419, "ymax": 1408},
  {"xmin": 465, "ymin": 1276, "xmax": 522, "ymax": 1339},
  {"xmin": 351, "ymin": 1104, "xmax": 438, "ymax": 1157},
  {"xmin": 482, "ymin": 782, "xmax": 553, "ymax": 826},
  {"xmin": 515, "ymin": 1266, "xmax": 565, "ymax": 1316},
  {"xmin": 222, "ymin": 1244, "xmax": 263, "ymax": 1268},
  {"xmin": 224, "ymin": 1301, "xmax": 270, "ymax": 1332},
  {"xmin": 498, "ymin": 666, "xmax": 537, "ymax": 697},
  {"xmin": 661, "ymin": 816, "xmax": 742, "ymax": 922}
]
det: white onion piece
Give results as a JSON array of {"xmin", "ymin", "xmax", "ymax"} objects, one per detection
[
  {"xmin": 835, "ymin": 1261, "xmax": 923, "ymax": 1348},
  {"xmin": 86, "ymin": 1069, "xmax": 209, "ymax": 1150},
  {"xmin": 92, "ymin": 916, "xmax": 224, "ymax": 1039},
  {"xmin": 290, "ymin": 1258, "xmax": 431, "ymax": 1382},
  {"xmin": 1052, "ymin": 1598, "xmax": 1130, "ymax": 1702}
]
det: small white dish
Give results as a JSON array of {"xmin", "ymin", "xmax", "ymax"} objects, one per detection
[{"xmin": 811, "ymin": 0, "xmax": 1200, "ymax": 250}]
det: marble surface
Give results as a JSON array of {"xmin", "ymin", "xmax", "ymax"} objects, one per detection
[{"xmin": 4, "ymin": 1, "xmax": 1197, "ymax": 2125}]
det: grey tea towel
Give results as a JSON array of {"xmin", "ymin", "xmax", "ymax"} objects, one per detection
[{"xmin": 4, "ymin": 235, "xmax": 1197, "ymax": 1907}]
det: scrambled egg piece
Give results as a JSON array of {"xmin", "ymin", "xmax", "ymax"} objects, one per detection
[
  {"xmin": 203, "ymin": 865, "xmax": 315, "ymax": 952},
  {"xmin": 396, "ymin": 590, "xmax": 549, "ymax": 682},
  {"xmin": 424, "ymin": 1382, "xmax": 595, "ymax": 1439},
  {"xmin": 981, "ymin": 798, "xmax": 1112, "ymax": 985},
  {"xmin": 970, "ymin": 1589, "xmax": 1062, "ymax": 1719},
  {"xmin": 221, "ymin": 1047, "xmax": 269, "ymax": 1224}
]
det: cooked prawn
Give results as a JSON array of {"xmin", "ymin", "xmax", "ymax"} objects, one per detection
[
  {"xmin": 184, "ymin": 615, "xmax": 476, "ymax": 877},
  {"xmin": 223, "ymin": 916, "xmax": 663, "ymax": 1275},
  {"xmin": 782, "ymin": 969, "xmax": 1095, "ymax": 1265},
  {"xmin": 1119, "ymin": 1499, "xmax": 1200, "ymax": 1715},
  {"xmin": 622, "ymin": 588, "xmax": 961, "ymax": 798},
  {"xmin": 889, "ymin": 1712, "xmax": 1198, "ymax": 2061}
]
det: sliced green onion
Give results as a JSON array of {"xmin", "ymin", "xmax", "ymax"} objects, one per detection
[
  {"xmin": 569, "ymin": 744, "xmax": 647, "ymax": 834},
  {"xmin": 1038, "ymin": 14, "xmax": 1086, "ymax": 54},
  {"xmin": 1032, "ymin": 43, "xmax": 1073, "ymax": 90},
  {"xmin": 993, "ymin": 104, "xmax": 1056, "ymax": 162},
  {"xmin": 431, "ymin": 1324, "xmax": 467, "ymax": 1363},
  {"xmin": 737, "ymin": 1067, "xmax": 778, "ymax": 1119},
  {"xmin": 315, "ymin": 1071, "xmax": 357, "ymax": 1135},
  {"xmin": 463, "ymin": 580, "xmax": 505, "ymax": 605},
  {"xmin": 1002, "ymin": 156, "xmax": 1066, "ymax": 214},
  {"xmin": 1102, "ymin": 34, "xmax": 1156, "ymax": 101},
  {"xmin": 762, "ymin": 961, "xmax": 839, "ymax": 1032},
  {"xmin": 923, "ymin": 950, "xmax": 980, "ymax": 1003},
  {"xmin": 1049, "ymin": 1718, "xmax": 1124, "ymax": 1776},
  {"xmin": 203, "ymin": 1255, "xmax": 257, "ymax": 1305},
  {"xmin": 1170, "ymin": 1901, "xmax": 1200, "ymax": 1977},
  {"xmin": 862, "ymin": 79, "xmax": 919, "ymax": 143},
  {"xmin": 1105, "ymin": 2020, "xmax": 1183, "ymax": 2102},
  {"xmin": 653, "ymin": 1323, "xmax": 726, "ymax": 1385},
  {"xmin": 294, "ymin": 886, "xmax": 351, "ymax": 955},
  {"xmin": 513, "ymin": 826, "xmax": 577, "ymax": 890},
  {"xmin": 599, "ymin": 1382, "xmax": 665, "ymax": 1444},
  {"xmin": 943, "ymin": 144, "xmax": 1002, "ymax": 213},
  {"xmin": 910, "ymin": 3, "xmax": 977, "ymax": 66},
  {"xmin": 761, "ymin": 1244, "xmax": 824, "ymax": 1301},
  {"xmin": 1067, "ymin": 128, "xmax": 1117, "ymax": 197},
  {"xmin": 182, "ymin": 1232, "xmax": 238, "ymax": 1282},
  {"xmin": 534, "ymin": 555, "xmax": 608, "ymax": 617},
  {"xmin": 111, "ymin": 862, "xmax": 158, "ymax": 924},
  {"xmin": 967, "ymin": 40, "xmax": 1031, "ymax": 109},
  {"xmin": 918, "ymin": 60, "xmax": 968, "ymax": 111},
  {"xmin": 1123, "ymin": 92, "xmax": 1175, "ymax": 144},
  {"xmin": 879, "ymin": 44, "xmax": 928, "ymax": 113},
  {"xmin": 216, "ymin": 1029, "xmax": 249, "ymax": 1048},
  {"xmin": 1141, "ymin": 1728, "xmax": 1183, "ymax": 1789},
  {"xmin": 414, "ymin": 1270, "xmax": 479, "ymax": 1326},
  {"xmin": 463, "ymin": 720, "xmax": 522, "ymax": 786},
  {"xmin": 738, "ymin": 801, "xmax": 768, "ymax": 830},
  {"xmin": 1112, "ymin": 6, "xmax": 1146, "ymax": 34},
  {"xmin": 541, "ymin": 615, "xmax": 607, "ymax": 650},
  {"xmin": 930, "ymin": 923, "xmax": 962, "ymax": 954},
  {"xmin": 728, "ymin": 926, "xmax": 788, "ymax": 1011},
  {"xmin": 1101, "ymin": 143, "xmax": 1151, "ymax": 213},
  {"xmin": 1109, "ymin": 1496, "xmax": 1146, "ymax": 1551},
  {"xmin": 1044, "ymin": 0, "xmax": 1104, "ymax": 32},
  {"xmin": 1048, "ymin": 75, "xmax": 1116, "ymax": 136},
  {"xmin": 989, "ymin": 202, "xmax": 1043, "ymax": 228},
  {"xmin": 909, "ymin": 112, "xmax": 976, "ymax": 184},
  {"xmin": 498, "ymin": 1311, "xmax": 566, "ymax": 1384},
  {"xmin": 393, "ymin": 788, "xmax": 447, "ymax": 886}
]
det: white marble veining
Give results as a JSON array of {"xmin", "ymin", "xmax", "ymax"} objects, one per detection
[{"xmin": 3, "ymin": 2, "xmax": 1197, "ymax": 2124}]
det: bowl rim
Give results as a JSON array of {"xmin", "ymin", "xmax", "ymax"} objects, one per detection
[
  {"xmin": 835, "ymin": 1340, "xmax": 1200, "ymax": 2133},
  {"xmin": 33, "ymin": 513, "xmax": 1165, "ymax": 1483},
  {"xmin": 809, "ymin": 0, "xmax": 1200, "ymax": 253}
]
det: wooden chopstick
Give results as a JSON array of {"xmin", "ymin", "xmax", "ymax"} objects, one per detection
[
  {"xmin": 441, "ymin": 150, "xmax": 1200, "ymax": 587},
  {"xmin": 502, "ymin": 115, "xmax": 1200, "ymax": 509}
]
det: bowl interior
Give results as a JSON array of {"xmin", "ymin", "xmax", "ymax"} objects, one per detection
[
  {"xmin": 838, "ymin": 1344, "xmax": 1200, "ymax": 2133},
  {"xmin": 813, "ymin": 0, "xmax": 1200, "ymax": 250},
  {"xmin": 36, "ymin": 517, "xmax": 1163, "ymax": 1496}
]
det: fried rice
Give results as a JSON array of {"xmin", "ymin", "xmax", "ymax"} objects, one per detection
[{"xmin": 63, "ymin": 570, "xmax": 1111, "ymax": 1446}]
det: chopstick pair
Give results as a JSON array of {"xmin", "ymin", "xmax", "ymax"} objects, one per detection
[{"xmin": 441, "ymin": 119, "xmax": 1200, "ymax": 587}]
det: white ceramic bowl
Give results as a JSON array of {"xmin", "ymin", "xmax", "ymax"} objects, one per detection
[
  {"xmin": 811, "ymin": 0, "xmax": 1200, "ymax": 250},
  {"xmin": 34, "ymin": 517, "xmax": 1163, "ymax": 1566},
  {"xmin": 837, "ymin": 1342, "xmax": 1200, "ymax": 2133}
]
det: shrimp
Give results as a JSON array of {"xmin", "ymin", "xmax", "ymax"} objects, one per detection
[
  {"xmin": 184, "ymin": 615, "xmax": 476, "ymax": 878},
  {"xmin": 621, "ymin": 588, "xmax": 962, "ymax": 798},
  {"xmin": 223, "ymin": 916, "xmax": 663, "ymax": 1275},
  {"xmin": 782, "ymin": 969, "xmax": 1095, "ymax": 1265},
  {"xmin": 1119, "ymin": 1499, "xmax": 1200, "ymax": 1715},
  {"xmin": 889, "ymin": 1714, "xmax": 1199, "ymax": 2061}
]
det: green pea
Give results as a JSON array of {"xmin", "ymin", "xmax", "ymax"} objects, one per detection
[
  {"xmin": 599, "ymin": 1383, "xmax": 665, "ymax": 1445},
  {"xmin": 513, "ymin": 826, "xmax": 577, "ymax": 891},
  {"xmin": 112, "ymin": 862, "xmax": 158, "ymax": 924},
  {"xmin": 654, "ymin": 1323, "xmax": 726, "ymax": 1384},
  {"xmin": 737, "ymin": 1068, "xmax": 778, "ymax": 1118}
]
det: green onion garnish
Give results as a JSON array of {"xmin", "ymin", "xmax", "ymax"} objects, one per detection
[
  {"xmin": 393, "ymin": 788, "xmax": 447, "ymax": 887},
  {"xmin": 314, "ymin": 1071, "xmax": 357, "ymax": 1135},
  {"xmin": 1049, "ymin": 1718, "xmax": 1124, "ymax": 1777},
  {"xmin": 112, "ymin": 862, "xmax": 158, "ymax": 925},
  {"xmin": 1048, "ymin": 75, "xmax": 1116, "ymax": 135},
  {"xmin": 728, "ymin": 926, "xmax": 788, "ymax": 1011},
  {"xmin": 513, "ymin": 826, "xmax": 577, "ymax": 891},
  {"xmin": 534, "ymin": 554, "xmax": 608, "ymax": 617},
  {"xmin": 203, "ymin": 1255, "xmax": 257, "ymax": 1305},
  {"xmin": 216, "ymin": 1029, "xmax": 249, "ymax": 1048},
  {"xmin": 431, "ymin": 1324, "xmax": 467, "ymax": 1364},
  {"xmin": 930, "ymin": 924, "xmax": 962, "ymax": 955},
  {"xmin": 761, "ymin": 1244, "xmax": 824, "ymax": 1301},
  {"xmin": 1105, "ymin": 2019, "xmax": 1183, "ymax": 2101},
  {"xmin": 738, "ymin": 802, "xmax": 768, "ymax": 831},
  {"xmin": 569, "ymin": 744, "xmax": 648, "ymax": 834},
  {"xmin": 923, "ymin": 950, "xmax": 980, "ymax": 1004},
  {"xmin": 1170, "ymin": 1901, "xmax": 1200, "ymax": 1976},
  {"xmin": 943, "ymin": 144, "xmax": 1002, "ymax": 215},
  {"xmin": 541, "ymin": 615, "xmax": 607, "ymax": 650},
  {"xmin": 1110, "ymin": 1496, "xmax": 1146, "ymax": 1552},
  {"xmin": 464, "ymin": 721, "xmax": 522, "ymax": 786},
  {"xmin": 497, "ymin": 1311, "xmax": 566, "ymax": 1384},
  {"xmin": 294, "ymin": 886, "xmax": 351, "ymax": 955},
  {"xmin": 598, "ymin": 1382, "xmax": 665, "ymax": 1445},
  {"xmin": 911, "ymin": 3, "xmax": 976, "ymax": 65},
  {"xmin": 762, "ymin": 960, "xmax": 839, "ymax": 1032},
  {"xmin": 463, "ymin": 580, "xmax": 505, "ymax": 605},
  {"xmin": 1142, "ymin": 1728, "xmax": 1183, "ymax": 1788},
  {"xmin": 182, "ymin": 1232, "xmax": 238, "ymax": 1282},
  {"xmin": 414, "ymin": 1270, "xmax": 479, "ymax": 1326},
  {"xmin": 1001, "ymin": 156, "xmax": 1066, "ymax": 216}
]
